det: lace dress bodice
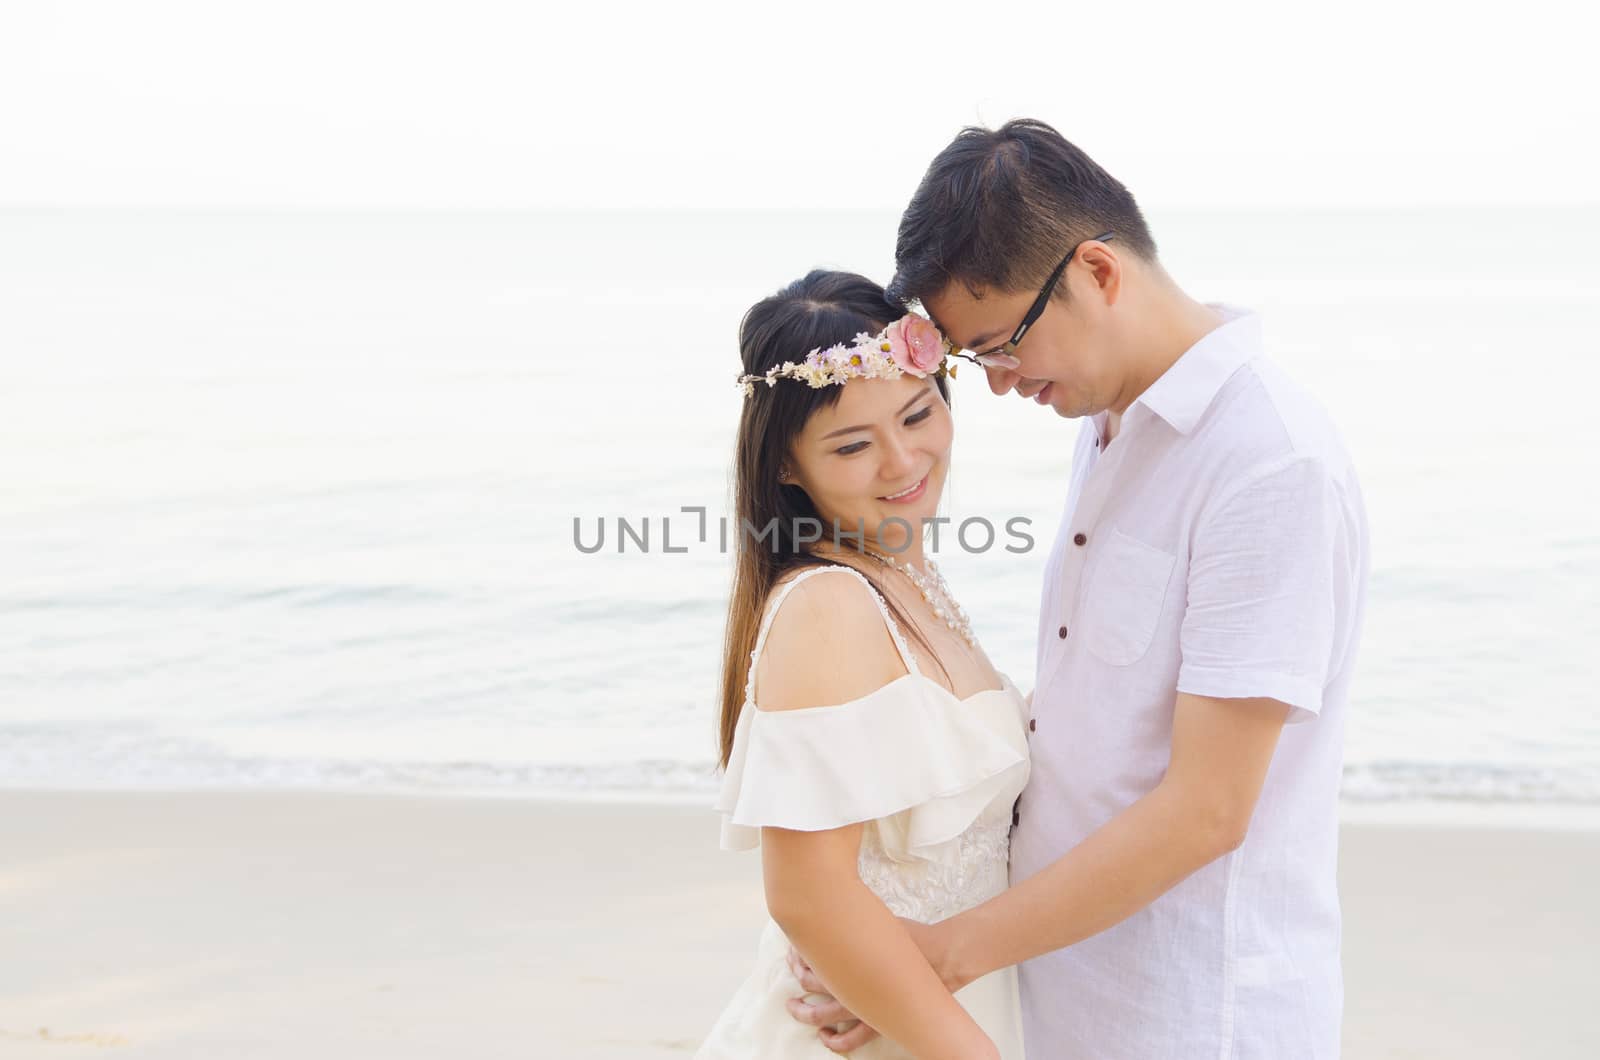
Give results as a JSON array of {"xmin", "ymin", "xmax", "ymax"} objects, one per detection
[{"xmin": 856, "ymin": 801, "xmax": 1014, "ymax": 923}]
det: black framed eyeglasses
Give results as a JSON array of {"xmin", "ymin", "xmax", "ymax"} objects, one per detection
[{"xmin": 995, "ymin": 230, "xmax": 1115, "ymax": 357}]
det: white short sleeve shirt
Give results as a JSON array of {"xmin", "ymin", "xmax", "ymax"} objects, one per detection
[{"xmin": 1010, "ymin": 305, "xmax": 1369, "ymax": 1060}]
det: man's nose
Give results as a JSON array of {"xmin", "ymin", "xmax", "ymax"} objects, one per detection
[{"xmin": 984, "ymin": 363, "xmax": 1022, "ymax": 396}]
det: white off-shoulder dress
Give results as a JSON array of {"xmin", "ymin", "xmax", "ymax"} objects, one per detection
[{"xmin": 696, "ymin": 565, "xmax": 1030, "ymax": 1060}]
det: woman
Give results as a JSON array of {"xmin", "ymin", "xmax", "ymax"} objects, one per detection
[{"xmin": 696, "ymin": 271, "xmax": 1030, "ymax": 1059}]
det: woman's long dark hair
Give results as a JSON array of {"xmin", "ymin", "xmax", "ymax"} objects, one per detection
[{"xmin": 717, "ymin": 270, "xmax": 951, "ymax": 767}]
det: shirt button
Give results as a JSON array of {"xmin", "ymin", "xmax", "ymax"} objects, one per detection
[
  {"xmin": 1057, "ymin": 625, "xmax": 1068, "ymax": 639},
  {"xmin": 1012, "ymin": 808, "xmax": 1021, "ymax": 827},
  {"xmin": 1073, "ymin": 532, "xmax": 1087, "ymax": 546},
  {"xmin": 1029, "ymin": 718, "xmax": 1036, "ymax": 732}
]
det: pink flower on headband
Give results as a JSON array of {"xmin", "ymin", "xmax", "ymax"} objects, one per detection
[
  {"xmin": 885, "ymin": 315, "xmax": 946, "ymax": 375},
  {"xmin": 734, "ymin": 314, "xmax": 952, "ymax": 396}
]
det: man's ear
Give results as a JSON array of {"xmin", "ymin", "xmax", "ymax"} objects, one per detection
[{"xmin": 1078, "ymin": 237, "xmax": 1122, "ymax": 306}]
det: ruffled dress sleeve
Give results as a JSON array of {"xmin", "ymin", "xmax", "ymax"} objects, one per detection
[{"xmin": 714, "ymin": 565, "xmax": 1029, "ymax": 866}]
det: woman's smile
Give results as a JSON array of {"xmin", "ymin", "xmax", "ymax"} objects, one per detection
[{"xmin": 878, "ymin": 474, "xmax": 929, "ymax": 504}]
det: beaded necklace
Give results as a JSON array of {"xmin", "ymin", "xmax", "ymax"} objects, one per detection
[{"xmin": 862, "ymin": 551, "xmax": 977, "ymax": 649}]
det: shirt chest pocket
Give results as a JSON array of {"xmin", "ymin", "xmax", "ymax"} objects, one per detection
[{"xmin": 1081, "ymin": 529, "xmax": 1178, "ymax": 667}]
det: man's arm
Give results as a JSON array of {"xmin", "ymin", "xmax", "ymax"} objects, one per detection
[
  {"xmin": 789, "ymin": 691, "xmax": 1290, "ymax": 1052},
  {"xmin": 928, "ymin": 455, "xmax": 1345, "ymax": 982},
  {"xmin": 931, "ymin": 690, "xmax": 1289, "ymax": 987}
]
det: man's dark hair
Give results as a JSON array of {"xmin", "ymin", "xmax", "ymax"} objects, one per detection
[{"xmin": 887, "ymin": 119, "xmax": 1157, "ymax": 308}]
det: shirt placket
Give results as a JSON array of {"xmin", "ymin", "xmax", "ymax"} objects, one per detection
[{"xmin": 1037, "ymin": 418, "xmax": 1140, "ymax": 690}]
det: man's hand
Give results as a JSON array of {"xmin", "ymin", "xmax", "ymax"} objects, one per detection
[
  {"xmin": 784, "ymin": 919, "xmax": 965, "ymax": 1053},
  {"xmin": 784, "ymin": 946, "xmax": 880, "ymax": 1053}
]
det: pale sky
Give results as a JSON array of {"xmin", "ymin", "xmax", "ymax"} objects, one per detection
[{"xmin": 2, "ymin": 0, "xmax": 1595, "ymax": 210}]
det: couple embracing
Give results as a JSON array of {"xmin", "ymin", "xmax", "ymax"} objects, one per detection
[{"xmin": 696, "ymin": 120, "xmax": 1368, "ymax": 1060}]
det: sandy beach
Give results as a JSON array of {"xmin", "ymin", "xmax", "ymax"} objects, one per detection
[{"xmin": 0, "ymin": 790, "xmax": 1594, "ymax": 1058}]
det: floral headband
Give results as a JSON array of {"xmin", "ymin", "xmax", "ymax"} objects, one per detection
[{"xmin": 736, "ymin": 313, "xmax": 1003, "ymax": 398}]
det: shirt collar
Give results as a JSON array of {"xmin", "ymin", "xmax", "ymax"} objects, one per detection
[{"xmin": 1130, "ymin": 303, "xmax": 1262, "ymax": 435}]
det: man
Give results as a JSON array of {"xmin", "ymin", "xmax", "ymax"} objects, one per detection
[{"xmin": 788, "ymin": 119, "xmax": 1369, "ymax": 1058}]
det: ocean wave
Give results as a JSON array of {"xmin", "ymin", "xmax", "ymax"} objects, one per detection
[
  {"xmin": 0, "ymin": 582, "xmax": 457, "ymax": 611},
  {"xmin": 1340, "ymin": 760, "xmax": 1600, "ymax": 804},
  {"xmin": 0, "ymin": 723, "xmax": 722, "ymax": 795},
  {"xmin": 1, "ymin": 724, "xmax": 1596, "ymax": 805}
]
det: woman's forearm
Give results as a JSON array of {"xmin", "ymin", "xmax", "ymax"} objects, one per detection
[{"xmin": 772, "ymin": 878, "xmax": 996, "ymax": 1060}]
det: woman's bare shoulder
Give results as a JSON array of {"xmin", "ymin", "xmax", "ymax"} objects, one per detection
[{"xmin": 753, "ymin": 567, "xmax": 910, "ymax": 713}]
